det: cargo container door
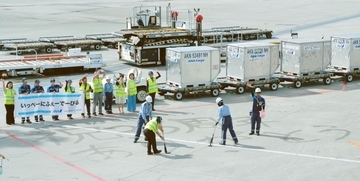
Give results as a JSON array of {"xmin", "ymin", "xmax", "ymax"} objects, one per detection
[
  {"xmin": 226, "ymin": 46, "xmax": 243, "ymax": 80},
  {"xmin": 350, "ymin": 38, "xmax": 360, "ymax": 69},
  {"xmin": 331, "ymin": 37, "xmax": 350, "ymax": 69},
  {"xmin": 281, "ymin": 42, "xmax": 301, "ymax": 74},
  {"xmin": 166, "ymin": 50, "xmax": 182, "ymax": 86}
]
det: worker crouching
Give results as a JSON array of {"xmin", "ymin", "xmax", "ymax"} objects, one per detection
[
  {"xmin": 134, "ymin": 95, "xmax": 153, "ymax": 143},
  {"xmin": 215, "ymin": 97, "xmax": 238, "ymax": 145},
  {"xmin": 143, "ymin": 116, "xmax": 164, "ymax": 155}
]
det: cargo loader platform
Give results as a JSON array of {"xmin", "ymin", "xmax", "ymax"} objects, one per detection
[
  {"xmin": 273, "ymin": 71, "xmax": 334, "ymax": 88},
  {"xmin": 325, "ymin": 66, "xmax": 360, "ymax": 82},
  {"xmin": 217, "ymin": 77, "xmax": 280, "ymax": 94},
  {"xmin": 157, "ymin": 82, "xmax": 221, "ymax": 101}
]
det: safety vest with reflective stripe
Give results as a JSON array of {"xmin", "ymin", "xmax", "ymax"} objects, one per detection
[
  {"xmin": 147, "ymin": 77, "xmax": 158, "ymax": 93},
  {"xmin": 145, "ymin": 118, "xmax": 158, "ymax": 133},
  {"xmin": 115, "ymin": 84, "xmax": 126, "ymax": 98},
  {"xmin": 4, "ymin": 89, "xmax": 15, "ymax": 105},
  {"xmin": 128, "ymin": 80, "xmax": 137, "ymax": 96},
  {"xmin": 66, "ymin": 86, "xmax": 75, "ymax": 93},
  {"xmin": 79, "ymin": 84, "xmax": 90, "ymax": 99},
  {"xmin": 93, "ymin": 78, "xmax": 103, "ymax": 93}
]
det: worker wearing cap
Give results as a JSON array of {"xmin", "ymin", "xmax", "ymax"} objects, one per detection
[
  {"xmin": 92, "ymin": 69, "xmax": 106, "ymax": 116},
  {"xmin": 143, "ymin": 116, "xmax": 164, "ymax": 155},
  {"xmin": 79, "ymin": 74, "xmax": 92, "ymax": 118},
  {"xmin": 134, "ymin": 95, "xmax": 153, "ymax": 143},
  {"xmin": 18, "ymin": 78, "xmax": 31, "ymax": 124},
  {"xmin": 246, "ymin": 83, "xmax": 266, "ymax": 136},
  {"xmin": 147, "ymin": 70, "xmax": 161, "ymax": 111},
  {"xmin": 65, "ymin": 79, "xmax": 75, "ymax": 119},
  {"xmin": 47, "ymin": 79, "xmax": 63, "ymax": 121},
  {"xmin": 215, "ymin": 97, "xmax": 239, "ymax": 145},
  {"xmin": 104, "ymin": 76, "xmax": 114, "ymax": 114},
  {"xmin": 31, "ymin": 79, "xmax": 45, "ymax": 122}
]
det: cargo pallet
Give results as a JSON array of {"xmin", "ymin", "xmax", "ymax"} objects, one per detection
[
  {"xmin": 157, "ymin": 82, "xmax": 221, "ymax": 100},
  {"xmin": 274, "ymin": 71, "xmax": 333, "ymax": 88},
  {"xmin": 217, "ymin": 77, "xmax": 280, "ymax": 94},
  {"xmin": 325, "ymin": 66, "xmax": 360, "ymax": 82}
]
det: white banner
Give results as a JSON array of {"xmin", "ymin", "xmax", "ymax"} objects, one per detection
[{"xmin": 15, "ymin": 93, "xmax": 84, "ymax": 117}]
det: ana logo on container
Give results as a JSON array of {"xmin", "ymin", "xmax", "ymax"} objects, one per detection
[
  {"xmin": 249, "ymin": 54, "xmax": 265, "ymax": 59},
  {"xmin": 53, "ymin": 109, "xmax": 63, "ymax": 113},
  {"xmin": 187, "ymin": 59, "xmax": 205, "ymax": 63}
]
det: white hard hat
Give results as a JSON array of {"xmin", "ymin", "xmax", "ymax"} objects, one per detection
[
  {"xmin": 215, "ymin": 97, "xmax": 223, "ymax": 104},
  {"xmin": 105, "ymin": 76, "xmax": 111, "ymax": 80},
  {"xmin": 255, "ymin": 88, "xmax": 261, "ymax": 93},
  {"xmin": 145, "ymin": 95, "xmax": 152, "ymax": 103}
]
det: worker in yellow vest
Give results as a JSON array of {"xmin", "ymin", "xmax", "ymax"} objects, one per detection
[
  {"xmin": 92, "ymin": 69, "xmax": 106, "ymax": 116},
  {"xmin": 1, "ymin": 78, "xmax": 16, "ymax": 125},
  {"xmin": 64, "ymin": 79, "xmax": 75, "ymax": 119},
  {"xmin": 115, "ymin": 74, "xmax": 126, "ymax": 114},
  {"xmin": 79, "ymin": 74, "xmax": 92, "ymax": 118},
  {"xmin": 126, "ymin": 68, "xmax": 140, "ymax": 112},
  {"xmin": 147, "ymin": 70, "xmax": 161, "ymax": 111},
  {"xmin": 143, "ymin": 116, "xmax": 164, "ymax": 155}
]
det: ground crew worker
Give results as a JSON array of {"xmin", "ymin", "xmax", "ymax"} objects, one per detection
[
  {"xmin": 79, "ymin": 74, "xmax": 92, "ymax": 118},
  {"xmin": 104, "ymin": 76, "xmax": 114, "ymax": 114},
  {"xmin": 92, "ymin": 69, "xmax": 106, "ymax": 116},
  {"xmin": 47, "ymin": 78, "xmax": 63, "ymax": 121},
  {"xmin": 126, "ymin": 68, "xmax": 140, "ymax": 112},
  {"xmin": 147, "ymin": 70, "xmax": 161, "ymax": 111},
  {"xmin": 115, "ymin": 74, "xmax": 126, "ymax": 114},
  {"xmin": 143, "ymin": 116, "xmax": 164, "ymax": 155},
  {"xmin": 31, "ymin": 79, "xmax": 45, "ymax": 122},
  {"xmin": 1, "ymin": 78, "xmax": 16, "ymax": 125},
  {"xmin": 18, "ymin": 78, "xmax": 31, "ymax": 124},
  {"xmin": 64, "ymin": 79, "xmax": 75, "ymax": 119},
  {"xmin": 246, "ymin": 83, "xmax": 266, "ymax": 136},
  {"xmin": 215, "ymin": 97, "xmax": 239, "ymax": 145},
  {"xmin": 134, "ymin": 95, "xmax": 153, "ymax": 143}
]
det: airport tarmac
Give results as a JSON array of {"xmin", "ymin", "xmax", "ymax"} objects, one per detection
[{"xmin": 1, "ymin": 1, "xmax": 360, "ymax": 181}]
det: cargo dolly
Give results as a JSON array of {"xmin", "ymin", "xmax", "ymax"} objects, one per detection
[
  {"xmin": 273, "ymin": 71, "xmax": 333, "ymax": 88},
  {"xmin": 217, "ymin": 77, "xmax": 280, "ymax": 94},
  {"xmin": 157, "ymin": 82, "xmax": 221, "ymax": 101}
]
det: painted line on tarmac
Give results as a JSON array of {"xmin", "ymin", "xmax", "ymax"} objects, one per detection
[
  {"xmin": 51, "ymin": 124, "xmax": 360, "ymax": 165},
  {"xmin": 0, "ymin": 129, "xmax": 107, "ymax": 181}
]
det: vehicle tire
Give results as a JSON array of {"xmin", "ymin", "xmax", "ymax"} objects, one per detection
[
  {"xmin": 270, "ymin": 83, "xmax": 278, "ymax": 91},
  {"xmin": 235, "ymin": 86, "xmax": 245, "ymax": 94},
  {"xmin": 174, "ymin": 92, "xmax": 183, "ymax": 100},
  {"xmin": 266, "ymin": 33, "xmax": 272, "ymax": 39},
  {"xmin": 17, "ymin": 50, "xmax": 22, "ymax": 55},
  {"xmin": 244, "ymin": 35, "xmax": 250, "ymax": 40},
  {"xmin": 294, "ymin": 80, "xmax": 302, "ymax": 88},
  {"xmin": 1, "ymin": 71, "xmax": 8, "ymax": 78},
  {"xmin": 114, "ymin": 43, "xmax": 119, "ymax": 49},
  {"xmin": 94, "ymin": 44, "xmax": 101, "ymax": 50},
  {"xmin": 45, "ymin": 47, "xmax": 52, "ymax": 53},
  {"xmin": 136, "ymin": 87, "xmax": 147, "ymax": 103},
  {"xmin": 210, "ymin": 89, "xmax": 220, "ymax": 97},
  {"xmin": 323, "ymin": 77, "xmax": 332, "ymax": 85},
  {"xmin": 346, "ymin": 74, "xmax": 353, "ymax": 82}
]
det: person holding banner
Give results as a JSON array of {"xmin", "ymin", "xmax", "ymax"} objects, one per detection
[
  {"xmin": 79, "ymin": 74, "xmax": 92, "ymax": 118},
  {"xmin": 31, "ymin": 79, "xmax": 45, "ymax": 122},
  {"xmin": 1, "ymin": 79, "xmax": 16, "ymax": 125},
  {"xmin": 47, "ymin": 79, "xmax": 63, "ymax": 121},
  {"xmin": 64, "ymin": 79, "xmax": 75, "ymax": 120},
  {"xmin": 18, "ymin": 78, "xmax": 31, "ymax": 124}
]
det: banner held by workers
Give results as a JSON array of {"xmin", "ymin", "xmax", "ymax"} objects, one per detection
[{"xmin": 15, "ymin": 93, "xmax": 84, "ymax": 117}]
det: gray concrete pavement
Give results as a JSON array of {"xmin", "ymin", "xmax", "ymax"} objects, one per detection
[{"xmin": 1, "ymin": 1, "xmax": 360, "ymax": 181}]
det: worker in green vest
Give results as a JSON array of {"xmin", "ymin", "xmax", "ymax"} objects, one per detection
[
  {"xmin": 143, "ymin": 116, "xmax": 164, "ymax": 155},
  {"xmin": 92, "ymin": 69, "xmax": 106, "ymax": 116},
  {"xmin": 115, "ymin": 74, "xmax": 126, "ymax": 114},
  {"xmin": 79, "ymin": 74, "xmax": 92, "ymax": 118},
  {"xmin": 64, "ymin": 79, "xmax": 75, "ymax": 119},
  {"xmin": 126, "ymin": 68, "xmax": 140, "ymax": 112},
  {"xmin": 147, "ymin": 70, "xmax": 161, "ymax": 111},
  {"xmin": 1, "ymin": 78, "xmax": 16, "ymax": 125}
]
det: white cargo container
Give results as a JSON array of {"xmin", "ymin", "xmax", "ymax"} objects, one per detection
[
  {"xmin": 166, "ymin": 46, "xmax": 221, "ymax": 88},
  {"xmin": 280, "ymin": 38, "xmax": 331, "ymax": 74},
  {"xmin": 226, "ymin": 42, "xmax": 279, "ymax": 81},
  {"xmin": 157, "ymin": 46, "xmax": 221, "ymax": 100},
  {"xmin": 327, "ymin": 34, "xmax": 360, "ymax": 82}
]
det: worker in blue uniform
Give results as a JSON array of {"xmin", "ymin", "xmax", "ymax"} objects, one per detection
[
  {"xmin": 246, "ymin": 83, "xmax": 266, "ymax": 136},
  {"xmin": 47, "ymin": 78, "xmax": 63, "ymax": 121},
  {"xmin": 134, "ymin": 95, "xmax": 153, "ymax": 143},
  {"xmin": 18, "ymin": 78, "xmax": 31, "ymax": 124},
  {"xmin": 215, "ymin": 97, "xmax": 239, "ymax": 145},
  {"xmin": 31, "ymin": 79, "xmax": 45, "ymax": 122}
]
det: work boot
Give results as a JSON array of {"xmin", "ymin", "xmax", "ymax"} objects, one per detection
[
  {"xmin": 154, "ymin": 150, "xmax": 162, "ymax": 154},
  {"xmin": 133, "ymin": 138, "xmax": 138, "ymax": 143},
  {"xmin": 147, "ymin": 152, "xmax": 153, "ymax": 155},
  {"xmin": 99, "ymin": 113, "xmax": 104, "ymax": 116},
  {"xmin": 40, "ymin": 119, "xmax": 45, "ymax": 122},
  {"xmin": 234, "ymin": 141, "xmax": 239, "ymax": 145},
  {"xmin": 21, "ymin": 120, "xmax": 25, "ymax": 124},
  {"xmin": 249, "ymin": 131, "xmax": 255, "ymax": 135},
  {"xmin": 81, "ymin": 113, "xmax": 85, "ymax": 118},
  {"xmin": 256, "ymin": 132, "xmax": 260, "ymax": 136},
  {"xmin": 93, "ymin": 113, "xmax": 97, "ymax": 116},
  {"xmin": 219, "ymin": 142, "xmax": 226, "ymax": 145}
]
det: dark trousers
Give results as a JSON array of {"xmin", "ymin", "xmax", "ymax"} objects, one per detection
[
  {"xmin": 251, "ymin": 114, "xmax": 261, "ymax": 133},
  {"xmin": 143, "ymin": 128, "xmax": 159, "ymax": 153},
  {"xmin": 35, "ymin": 115, "xmax": 43, "ymax": 121},
  {"xmin": 21, "ymin": 117, "xmax": 30, "ymax": 121},
  {"xmin": 104, "ymin": 92, "xmax": 113, "ymax": 112},
  {"xmin": 221, "ymin": 115, "xmax": 238, "ymax": 144},
  {"xmin": 82, "ymin": 99, "xmax": 91, "ymax": 116},
  {"xmin": 52, "ymin": 115, "xmax": 59, "ymax": 119},
  {"xmin": 149, "ymin": 92, "xmax": 156, "ymax": 109},
  {"xmin": 5, "ymin": 104, "xmax": 15, "ymax": 124}
]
